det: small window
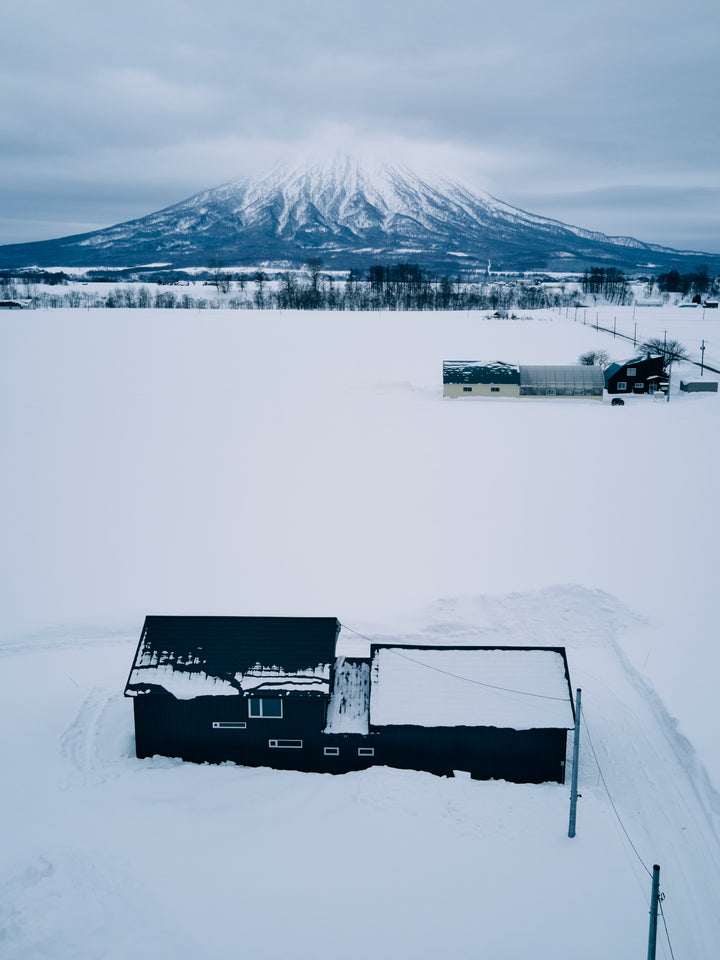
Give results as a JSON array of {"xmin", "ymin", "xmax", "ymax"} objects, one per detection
[
  {"xmin": 324, "ymin": 747, "xmax": 340, "ymax": 756},
  {"xmin": 490, "ymin": 387, "xmax": 500, "ymax": 392},
  {"xmin": 269, "ymin": 739, "xmax": 302, "ymax": 749},
  {"xmin": 212, "ymin": 721, "xmax": 247, "ymax": 729},
  {"xmin": 634, "ymin": 383, "xmax": 644, "ymax": 391},
  {"xmin": 617, "ymin": 381, "xmax": 627, "ymax": 391},
  {"xmin": 248, "ymin": 699, "xmax": 283, "ymax": 719},
  {"xmin": 358, "ymin": 747, "xmax": 375, "ymax": 757},
  {"xmin": 626, "ymin": 367, "xmax": 636, "ymax": 376},
  {"xmin": 463, "ymin": 386, "xmax": 472, "ymax": 392}
]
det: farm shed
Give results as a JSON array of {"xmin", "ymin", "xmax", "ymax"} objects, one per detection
[
  {"xmin": 444, "ymin": 361, "xmax": 603, "ymax": 399},
  {"xmin": 368, "ymin": 645, "xmax": 574, "ymax": 783},
  {"xmin": 604, "ymin": 355, "xmax": 667, "ymax": 395},
  {"xmin": 125, "ymin": 617, "xmax": 575, "ymax": 783},
  {"xmin": 519, "ymin": 365, "xmax": 604, "ymax": 398},
  {"xmin": 443, "ymin": 361, "xmax": 520, "ymax": 398},
  {"xmin": 680, "ymin": 380, "xmax": 718, "ymax": 393}
]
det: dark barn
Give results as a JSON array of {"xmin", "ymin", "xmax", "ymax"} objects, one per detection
[
  {"xmin": 367, "ymin": 644, "xmax": 574, "ymax": 783},
  {"xmin": 125, "ymin": 616, "xmax": 575, "ymax": 783},
  {"xmin": 604, "ymin": 354, "xmax": 667, "ymax": 395}
]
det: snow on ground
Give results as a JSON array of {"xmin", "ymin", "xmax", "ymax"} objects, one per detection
[{"xmin": 1, "ymin": 306, "xmax": 719, "ymax": 957}]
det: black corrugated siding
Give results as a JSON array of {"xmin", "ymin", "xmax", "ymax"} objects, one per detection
[
  {"xmin": 133, "ymin": 695, "xmax": 376, "ymax": 773},
  {"xmin": 369, "ymin": 725, "xmax": 567, "ymax": 783},
  {"xmin": 134, "ymin": 697, "xmax": 566, "ymax": 782}
]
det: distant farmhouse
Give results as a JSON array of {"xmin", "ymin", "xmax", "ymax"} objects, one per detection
[
  {"xmin": 604, "ymin": 355, "xmax": 667, "ymax": 395},
  {"xmin": 125, "ymin": 616, "xmax": 576, "ymax": 784},
  {"xmin": 443, "ymin": 361, "xmax": 604, "ymax": 399}
]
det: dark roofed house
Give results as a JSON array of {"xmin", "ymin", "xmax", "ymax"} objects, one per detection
[
  {"xmin": 125, "ymin": 616, "xmax": 575, "ymax": 783},
  {"xmin": 126, "ymin": 616, "xmax": 341, "ymax": 770},
  {"xmin": 604, "ymin": 355, "xmax": 667, "ymax": 395}
]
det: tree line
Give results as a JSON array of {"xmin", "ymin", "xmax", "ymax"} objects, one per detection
[{"xmin": 11, "ymin": 263, "xmax": 586, "ymax": 312}]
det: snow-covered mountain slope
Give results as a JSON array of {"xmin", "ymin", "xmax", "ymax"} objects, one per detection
[{"xmin": 2, "ymin": 157, "xmax": 718, "ymax": 272}]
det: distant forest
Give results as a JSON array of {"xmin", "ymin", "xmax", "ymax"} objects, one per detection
[{"xmin": 2, "ymin": 261, "xmax": 718, "ymax": 311}]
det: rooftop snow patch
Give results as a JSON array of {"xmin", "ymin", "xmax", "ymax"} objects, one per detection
[
  {"xmin": 124, "ymin": 615, "xmax": 339, "ymax": 699},
  {"xmin": 443, "ymin": 361, "xmax": 520, "ymax": 384},
  {"xmin": 369, "ymin": 647, "xmax": 574, "ymax": 730}
]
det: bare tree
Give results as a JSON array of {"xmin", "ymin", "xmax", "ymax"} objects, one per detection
[
  {"xmin": 639, "ymin": 337, "xmax": 689, "ymax": 369},
  {"xmin": 578, "ymin": 350, "xmax": 610, "ymax": 367}
]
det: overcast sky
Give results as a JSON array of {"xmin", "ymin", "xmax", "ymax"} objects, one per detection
[{"xmin": 1, "ymin": 0, "xmax": 719, "ymax": 252}]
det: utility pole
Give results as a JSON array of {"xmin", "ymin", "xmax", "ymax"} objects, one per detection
[
  {"xmin": 613, "ymin": 317, "xmax": 616, "ymax": 338},
  {"xmin": 568, "ymin": 688, "xmax": 581, "ymax": 838},
  {"xmin": 595, "ymin": 312, "xmax": 599, "ymax": 330},
  {"xmin": 633, "ymin": 322, "xmax": 637, "ymax": 346},
  {"xmin": 666, "ymin": 363, "xmax": 671, "ymax": 403},
  {"xmin": 647, "ymin": 864, "xmax": 661, "ymax": 960},
  {"xmin": 701, "ymin": 339, "xmax": 706, "ymax": 376}
]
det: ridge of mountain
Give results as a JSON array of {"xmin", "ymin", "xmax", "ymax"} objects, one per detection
[{"xmin": 1, "ymin": 156, "xmax": 717, "ymax": 274}]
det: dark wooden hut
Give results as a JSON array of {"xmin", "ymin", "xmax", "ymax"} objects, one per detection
[
  {"xmin": 125, "ymin": 617, "xmax": 575, "ymax": 783},
  {"xmin": 604, "ymin": 355, "xmax": 667, "ymax": 395},
  {"xmin": 367, "ymin": 645, "xmax": 574, "ymax": 783}
]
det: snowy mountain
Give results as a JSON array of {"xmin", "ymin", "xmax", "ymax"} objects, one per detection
[{"xmin": 2, "ymin": 156, "xmax": 719, "ymax": 273}]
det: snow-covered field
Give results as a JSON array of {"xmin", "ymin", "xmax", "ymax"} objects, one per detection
[{"xmin": 1, "ymin": 307, "xmax": 719, "ymax": 958}]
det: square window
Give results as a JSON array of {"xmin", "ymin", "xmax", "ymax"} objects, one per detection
[
  {"xmin": 358, "ymin": 747, "xmax": 375, "ymax": 757},
  {"xmin": 617, "ymin": 381, "xmax": 627, "ymax": 391},
  {"xmin": 324, "ymin": 747, "xmax": 339, "ymax": 756},
  {"xmin": 268, "ymin": 739, "xmax": 302, "ymax": 748},
  {"xmin": 248, "ymin": 699, "xmax": 283, "ymax": 719},
  {"xmin": 463, "ymin": 386, "xmax": 472, "ymax": 392},
  {"xmin": 626, "ymin": 367, "xmax": 636, "ymax": 376}
]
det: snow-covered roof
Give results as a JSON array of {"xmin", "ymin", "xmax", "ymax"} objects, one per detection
[
  {"xmin": 443, "ymin": 361, "xmax": 520, "ymax": 384},
  {"xmin": 369, "ymin": 647, "xmax": 574, "ymax": 730},
  {"xmin": 125, "ymin": 616, "xmax": 339, "ymax": 699}
]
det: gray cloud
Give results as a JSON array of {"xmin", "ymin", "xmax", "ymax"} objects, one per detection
[{"xmin": 1, "ymin": 0, "xmax": 718, "ymax": 251}]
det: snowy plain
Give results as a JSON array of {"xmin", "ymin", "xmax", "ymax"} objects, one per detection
[{"xmin": 1, "ymin": 305, "xmax": 719, "ymax": 958}]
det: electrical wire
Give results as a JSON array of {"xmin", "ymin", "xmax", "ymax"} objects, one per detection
[
  {"xmin": 340, "ymin": 622, "xmax": 573, "ymax": 702},
  {"xmin": 581, "ymin": 711, "xmax": 652, "ymax": 877},
  {"xmin": 659, "ymin": 899, "xmax": 677, "ymax": 960},
  {"xmin": 344, "ymin": 621, "xmax": 680, "ymax": 954}
]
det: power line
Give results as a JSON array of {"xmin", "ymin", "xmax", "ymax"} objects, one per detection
[
  {"xmin": 659, "ymin": 898, "xmax": 677, "ymax": 960},
  {"xmin": 582, "ymin": 710, "xmax": 680, "ymax": 956},
  {"xmin": 581, "ymin": 712, "xmax": 652, "ymax": 877},
  {"xmin": 339, "ymin": 622, "xmax": 573, "ymax": 702}
]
